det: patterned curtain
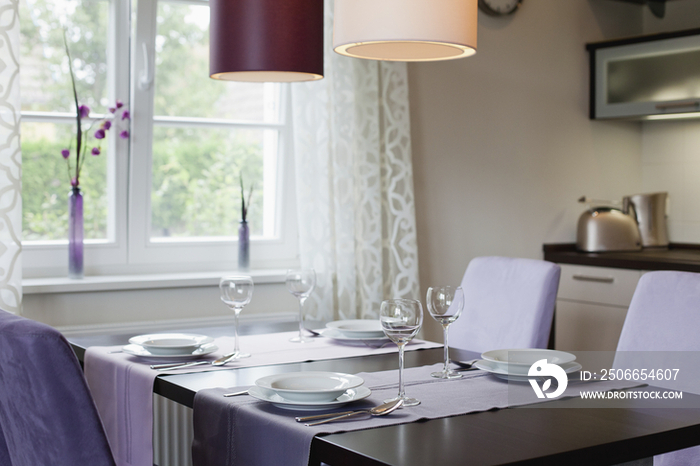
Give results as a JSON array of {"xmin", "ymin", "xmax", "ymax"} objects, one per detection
[
  {"xmin": 0, "ymin": 0, "xmax": 22, "ymax": 314},
  {"xmin": 291, "ymin": 0, "xmax": 420, "ymax": 321}
]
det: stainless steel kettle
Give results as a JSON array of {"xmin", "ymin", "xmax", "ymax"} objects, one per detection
[
  {"xmin": 576, "ymin": 196, "xmax": 642, "ymax": 252},
  {"xmin": 628, "ymin": 192, "xmax": 669, "ymax": 248}
]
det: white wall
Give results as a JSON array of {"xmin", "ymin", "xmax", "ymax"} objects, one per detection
[
  {"xmin": 408, "ymin": 0, "xmax": 647, "ymax": 340},
  {"xmin": 640, "ymin": 1, "xmax": 700, "ymax": 243}
]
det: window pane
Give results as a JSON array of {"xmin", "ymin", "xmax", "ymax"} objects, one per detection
[
  {"xmin": 150, "ymin": 126, "xmax": 272, "ymax": 239},
  {"xmin": 154, "ymin": 2, "xmax": 281, "ymax": 122},
  {"xmin": 22, "ymin": 122, "xmax": 108, "ymax": 241},
  {"xmin": 20, "ymin": 0, "xmax": 111, "ymax": 243},
  {"xmin": 20, "ymin": 0, "xmax": 109, "ymax": 112}
]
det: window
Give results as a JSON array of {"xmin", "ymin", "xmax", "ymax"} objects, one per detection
[{"xmin": 20, "ymin": 0, "xmax": 298, "ymax": 278}]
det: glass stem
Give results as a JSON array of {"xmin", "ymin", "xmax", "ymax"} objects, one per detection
[
  {"xmin": 397, "ymin": 342, "xmax": 406, "ymax": 399},
  {"xmin": 233, "ymin": 307, "xmax": 242, "ymax": 353},
  {"xmin": 442, "ymin": 324, "xmax": 450, "ymax": 373},
  {"xmin": 297, "ymin": 296, "xmax": 307, "ymax": 339}
]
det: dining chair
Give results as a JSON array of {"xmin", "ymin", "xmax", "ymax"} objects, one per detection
[
  {"xmin": 0, "ymin": 309, "xmax": 116, "ymax": 466},
  {"xmin": 449, "ymin": 256, "xmax": 561, "ymax": 353},
  {"xmin": 615, "ymin": 271, "xmax": 700, "ymax": 466}
]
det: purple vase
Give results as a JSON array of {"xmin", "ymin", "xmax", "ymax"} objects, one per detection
[
  {"xmin": 238, "ymin": 220, "xmax": 250, "ymax": 271},
  {"xmin": 68, "ymin": 186, "xmax": 84, "ymax": 279}
]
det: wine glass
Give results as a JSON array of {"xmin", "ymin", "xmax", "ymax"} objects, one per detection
[
  {"xmin": 379, "ymin": 298, "xmax": 424, "ymax": 407},
  {"xmin": 219, "ymin": 276, "xmax": 254, "ymax": 358},
  {"xmin": 286, "ymin": 269, "xmax": 316, "ymax": 343},
  {"xmin": 427, "ymin": 286, "xmax": 465, "ymax": 379}
]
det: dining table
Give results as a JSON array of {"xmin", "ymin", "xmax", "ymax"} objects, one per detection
[{"xmin": 68, "ymin": 319, "xmax": 700, "ymax": 466}]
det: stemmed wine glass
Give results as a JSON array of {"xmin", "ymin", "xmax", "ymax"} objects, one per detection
[
  {"xmin": 286, "ymin": 269, "xmax": 316, "ymax": 343},
  {"xmin": 219, "ymin": 276, "xmax": 254, "ymax": 358},
  {"xmin": 379, "ymin": 298, "xmax": 424, "ymax": 407},
  {"xmin": 427, "ymin": 286, "xmax": 465, "ymax": 379}
]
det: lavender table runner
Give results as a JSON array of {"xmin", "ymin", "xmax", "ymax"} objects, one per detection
[
  {"xmin": 84, "ymin": 331, "xmax": 440, "ymax": 466},
  {"xmin": 192, "ymin": 364, "xmax": 643, "ymax": 466}
]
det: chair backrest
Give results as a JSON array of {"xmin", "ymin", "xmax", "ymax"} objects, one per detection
[
  {"xmin": 449, "ymin": 256, "xmax": 561, "ymax": 353},
  {"xmin": 617, "ymin": 271, "xmax": 700, "ymax": 352},
  {"xmin": 615, "ymin": 271, "xmax": 700, "ymax": 466},
  {"xmin": 0, "ymin": 310, "xmax": 115, "ymax": 466}
]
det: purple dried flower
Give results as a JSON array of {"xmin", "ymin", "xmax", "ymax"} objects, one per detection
[
  {"xmin": 109, "ymin": 107, "xmax": 116, "ymax": 114},
  {"xmin": 92, "ymin": 147, "xmax": 101, "ymax": 156},
  {"xmin": 116, "ymin": 100, "xmax": 124, "ymax": 109},
  {"xmin": 94, "ymin": 128, "xmax": 106, "ymax": 140},
  {"xmin": 121, "ymin": 110, "xmax": 130, "ymax": 120},
  {"xmin": 79, "ymin": 105, "xmax": 90, "ymax": 118},
  {"xmin": 120, "ymin": 130, "xmax": 129, "ymax": 139},
  {"xmin": 71, "ymin": 177, "xmax": 78, "ymax": 187},
  {"xmin": 61, "ymin": 149, "xmax": 70, "ymax": 159},
  {"xmin": 103, "ymin": 120, "xmax": 112, "ymax": 130}
]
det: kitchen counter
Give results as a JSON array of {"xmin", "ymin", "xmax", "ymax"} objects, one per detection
[{"xmin": 543, "ymin": 243, "xmax": 700, "ymax": 273}]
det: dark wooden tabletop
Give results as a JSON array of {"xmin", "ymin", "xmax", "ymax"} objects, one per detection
[{"xmin": 69, "ymin": 323, "xmax": 700, "ymax": 466}]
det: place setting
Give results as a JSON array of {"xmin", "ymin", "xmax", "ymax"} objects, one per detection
[{"xmin": 471, "ymin": 348, "xmax": 582, "ymax": 382}]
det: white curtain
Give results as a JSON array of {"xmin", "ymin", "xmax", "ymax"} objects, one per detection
[
  {"xmin": 291, "ymin": 0, "xmax": 420, "ymax": 322},
  {"xmin": 0, "ymin": 0, "xmax": 22, "ymax": 314}
]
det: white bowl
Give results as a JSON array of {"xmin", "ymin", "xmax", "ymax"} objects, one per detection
[
  {"xmin": 325, "ymin": 319, "xmax": 385, "ymax": 339},
  {"xmin": 129, "ymin": 333, "xmax": 214, "ymax": 356},
  {"xmin": 255, "ymin": 371, "xmax": 364, "ymax": 403}
]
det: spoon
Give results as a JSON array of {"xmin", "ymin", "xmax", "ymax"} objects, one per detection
[
  {"xmin": 150, "ymin": 352, "xmax": 238, "ymax": 370},
  {"xmin": 297, "ymin": 399, "xmax": 404, "ymax": 426}
]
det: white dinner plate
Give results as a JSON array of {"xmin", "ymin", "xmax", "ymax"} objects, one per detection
[
  {"xmin": 122, "ymin": 343, "xmax": 218, "ymax": 359},
  {"xmin": 481, "ymin": 349, "xmax": 576, "ymax": 368},
  {"xmin": 128, "ymin": 333, "xmax": 214, "ymax": 355},
  {"xmin": 255, "ymin": 371, "xmax": 365, "ymax": 403},
  {"xmin": 248, "ymin": 385, "xmax": 372, "ymax": 411},
  {"xmin": 325, "ymin": 319, "xmax": 385, "ymax": 338},
  {"xmin": 320, "ymin": 328, "xmax": 390, "ymax": 343},
  {"xmin": 475, "ymin": 359, "xmax": 582, "ymax": 382}
]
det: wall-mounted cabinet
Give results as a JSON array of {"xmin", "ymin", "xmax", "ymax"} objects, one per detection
[{"xmin": 588, "ymin": 28, "xmax": 700, "ymax": 120}]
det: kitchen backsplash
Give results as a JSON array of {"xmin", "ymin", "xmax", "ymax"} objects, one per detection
[{"xmin": 642, "ymin": 119, "xmax": 700, "ymax": 243}]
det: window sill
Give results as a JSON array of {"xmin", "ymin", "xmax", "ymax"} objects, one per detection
[{"xmin": 22, "ymin": 269, "xmax": 287, "ymax": 295}]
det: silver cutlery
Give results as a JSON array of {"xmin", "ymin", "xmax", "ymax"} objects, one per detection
[
  {"xmin": 296, "ymin": 399, "xmax": 403, "ymax": 426},
  {"xmin": 150, "ymin": 352, "xmax": 238, "ymax": 370},
  {"xmin": 303, "ymin": 327, "xmax": 321, "ymax": 337},
  {"xmin": 223, "ymin": 389, "xmax": 250, "ymax": 397},
  {"xmin": 451, "ymin": 358, "xmax": 479, "ymax": 369}
]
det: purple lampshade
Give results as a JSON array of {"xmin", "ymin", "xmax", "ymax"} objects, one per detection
[{"xmin": 209, "ymin": 0, "xmax": 324, "ymax": 83}]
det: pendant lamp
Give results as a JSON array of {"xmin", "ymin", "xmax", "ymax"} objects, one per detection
[
  {"xmin": 209, "ymin": 0, "xmax": 324, "ymax": 82},
  {"xmin": 334, "ymin": 0, "xmax": 478, "ymax": 62}
]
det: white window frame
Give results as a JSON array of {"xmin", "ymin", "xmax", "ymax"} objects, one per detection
[
  {"xmin": 22, "ymin": 0, "xmax": 131, "ymax": 278},
  {"xmin": 22, "ymin": 0, "xmax": 299, "ymax": 278}
]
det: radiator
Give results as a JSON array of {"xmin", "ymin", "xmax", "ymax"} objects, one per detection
[{"xmin": 153, "ymin": 394, "xmax": 194, "ymax": 466}]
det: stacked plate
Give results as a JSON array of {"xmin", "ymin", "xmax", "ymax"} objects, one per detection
[
  {"xmin": 122, "ymin": 333, "xmax": 218, "ymax": 359},
  {"xmin": 248, "ymin": 371, "xmax": 371, "ymax": 410},
  {"xmin": 474, "ymin": 349, "xmax": 581, "ymax": 382},
  {"xmin": 320, "ymin": 319, "xmax": 388, "ymax": 343}
]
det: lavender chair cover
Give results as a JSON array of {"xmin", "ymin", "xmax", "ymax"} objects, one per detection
[
  {"xmin": 615, "ymin": 271, "xmax": 700, "ymax": 466},
  {"xmin": 449, "ymin": 256, "xmax": 561, "ymax": 353},
  {"xmin": 0, "ymin": 310, "xmax": 116, "ymax": 466}
]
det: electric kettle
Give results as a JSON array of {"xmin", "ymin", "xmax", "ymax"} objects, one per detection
[{"xmin": 628, "ymin": 192, "xmax": 669, "ymax": 248}]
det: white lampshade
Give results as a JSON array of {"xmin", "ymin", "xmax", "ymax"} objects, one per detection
[{"xmin": 333, "ymin": 0, "xmax": 478, "ymax": 62}]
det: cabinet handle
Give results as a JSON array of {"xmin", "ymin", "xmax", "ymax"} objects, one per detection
[
  {"xmin": 572, "ymin": 274, "xmax": 614, "ymax": 284},
  {"xmin": 655, "ymin": 101, "xmax": 700, "ymax": 110}
]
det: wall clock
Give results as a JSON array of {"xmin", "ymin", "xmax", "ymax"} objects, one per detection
[{"xmin": 478, "ymin": 0, "xmax": 523, "ymax": 16}]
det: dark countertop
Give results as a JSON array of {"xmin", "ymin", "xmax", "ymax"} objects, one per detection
[{"xmin": 543, "ymin": 243, "xmax": 700, "ymax": 272}]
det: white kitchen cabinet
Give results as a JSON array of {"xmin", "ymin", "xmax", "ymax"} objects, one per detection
[{"xmin": 554, "ymin": 264, "xmax": 642, "ymax": 351}]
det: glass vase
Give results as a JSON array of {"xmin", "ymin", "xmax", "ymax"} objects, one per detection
[
  {"xmin": 238, "ymin": 220, "xmax": 250, "ymax": 271},
  {"xmin": 68, "ymin": 186, "xmax": 84, "ymax": 279}
]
